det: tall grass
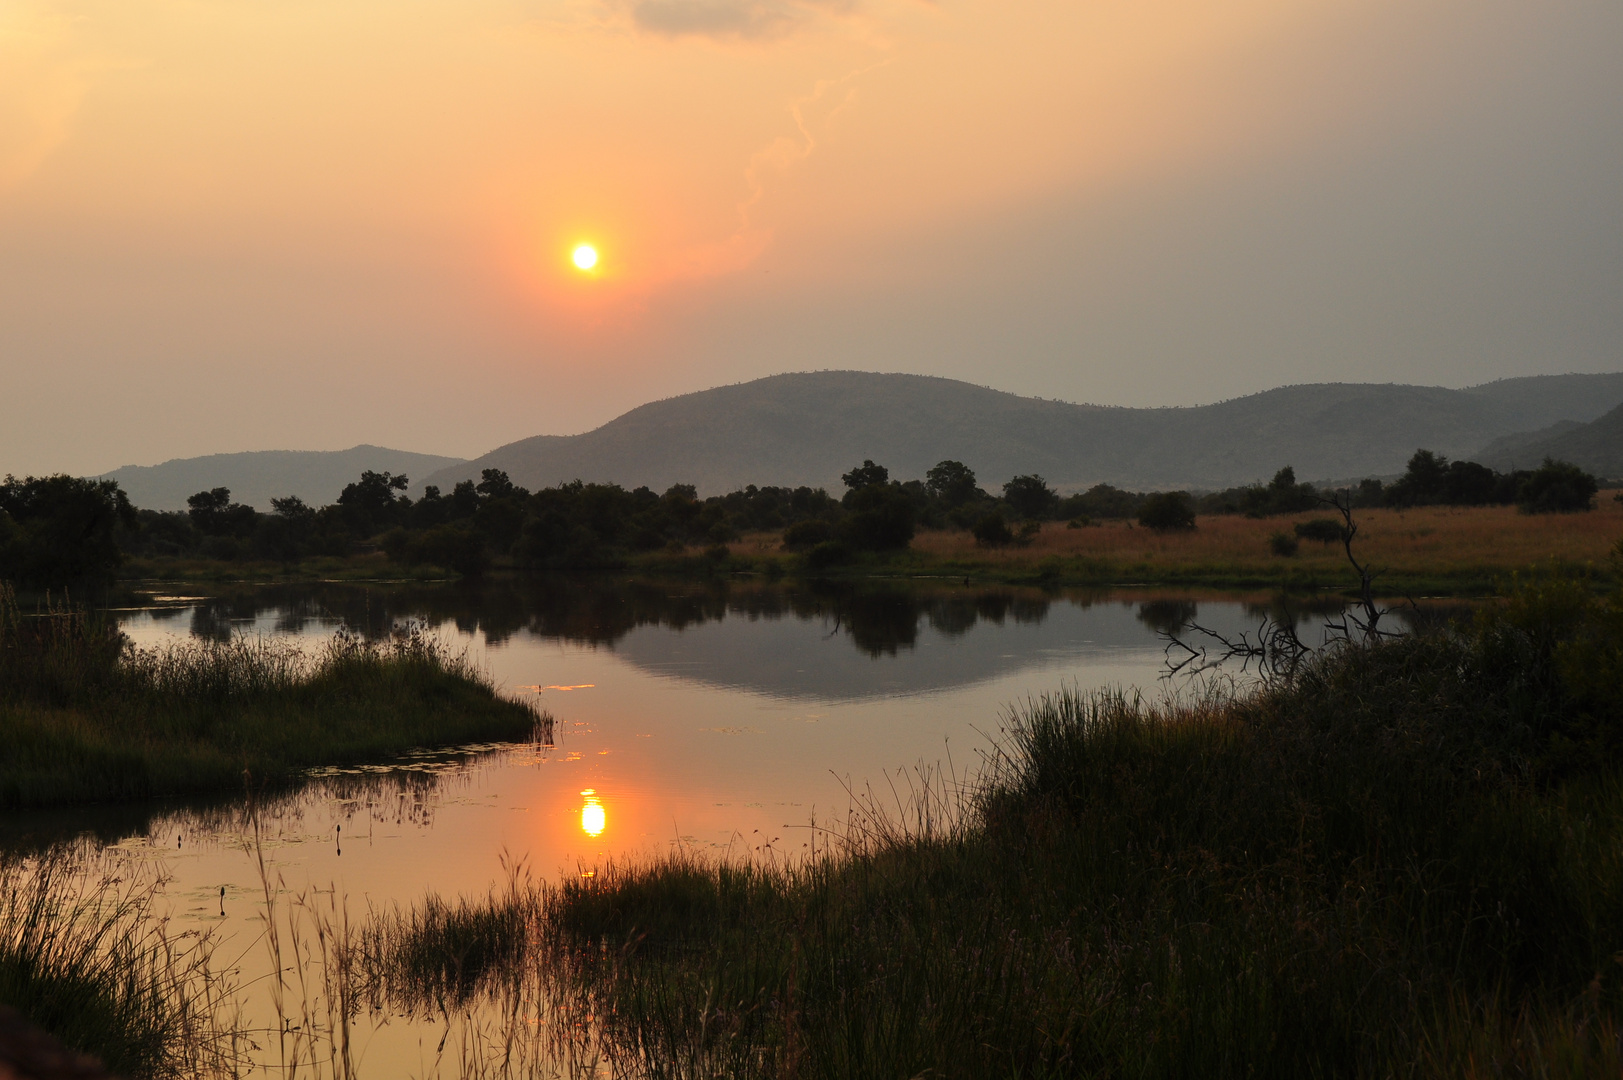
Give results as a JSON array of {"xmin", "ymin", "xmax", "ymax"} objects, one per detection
[
  {"xmin": 0, "ymin": 847, "xmax": 240, "ymax": 1077},
  {"xmin": 346, "ymin": 567, "xmax": 1623, "ymax": 1078},
  {"xmin": 0, "ymin": 582, "xmax": 549, "ymax": 807}
]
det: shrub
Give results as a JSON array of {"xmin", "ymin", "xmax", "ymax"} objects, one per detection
[
  {"xmin": 972, "ymin": 512, "xmax": 1014, "ymax": 546},
  {"xmin": 803, "ymin": 540, "xmax": 851, "ymax": 570},
  {"xmin": 1268, "ymin": 531, "xmax": 1299, "ymax": 557},
  {"xmin": 781, "ymin": 519, "xmax": 834, "ymax": 550},
  {"xmin": 1137, "ymin": 491, "xmax": 1196, "ymax": 531},
  {"xmin": 1294, "ymin": 518, "xmax": 1346, "ymax": 545}
]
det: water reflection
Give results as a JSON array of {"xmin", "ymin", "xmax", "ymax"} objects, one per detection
[
  {"xmin": 109, "ymin": 578, "xmax": 1455, "ymax": 705},
  {"xmin": 579, "ymin": 790, "xmax": 605, "ymax": 837}
]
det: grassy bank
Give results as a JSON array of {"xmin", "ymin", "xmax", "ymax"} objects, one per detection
[
  {"xmin": 0, "ymin": 585, "xmax": 545, "ymax": 808},
  {"xmin": 354, "ymin": 567, "xmax": 1623, "ymax": 1078}
]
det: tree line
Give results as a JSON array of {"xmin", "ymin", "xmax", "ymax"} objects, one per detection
[{"xmin": 0, "ymin": 450, "xmax": 1602, "ymax": 587}]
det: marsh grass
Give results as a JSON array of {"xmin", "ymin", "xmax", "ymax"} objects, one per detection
[
  {"xmin": 346, "ymin": 573, "xmax": 1623, "ymax": 1078},
  {"xmin": 0, "ymin": 847, "xmax": 240, "ymax": 1078},
  {"xmin": 0, "ymin": 582, "xmax": 549, "ymax": 807}
]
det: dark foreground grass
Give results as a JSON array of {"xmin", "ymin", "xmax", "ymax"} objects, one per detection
[
  {"xmin": 0, "ymin": 849, "xmax": 236, "ymax": 1078},
  {"xmin": 0, "ymin": 584, "xmax": 546, "ymax": 808},
  {"xmin": 358, "ymin": 570, "xmax": 1623, "ymax": 1078}
]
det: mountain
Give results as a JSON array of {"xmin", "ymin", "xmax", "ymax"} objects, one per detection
[
  {"xmin": 421, "ymin": 371, "xmax": 1623, "ymax": 495},
  {"xmin": 98, "ymin": 445, "xmax": 468, "ymax": 512},
  {"xmin": 1473, "ymin": 402, "xmax": 1623, "ymax": 479}
]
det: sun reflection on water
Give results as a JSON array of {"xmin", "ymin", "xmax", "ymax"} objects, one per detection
[{"xmin": 580, "ymin": 789, "xmax": 606, "ymax": 837}]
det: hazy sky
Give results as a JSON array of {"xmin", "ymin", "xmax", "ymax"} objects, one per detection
[{"xmin": 2, "ymin": 0, "xmax": 1620, "ymax": 475}]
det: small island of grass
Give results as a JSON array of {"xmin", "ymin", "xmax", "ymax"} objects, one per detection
[{"xmin": 0, "ymin": 584, "xmax": 545, "ymax": 809}]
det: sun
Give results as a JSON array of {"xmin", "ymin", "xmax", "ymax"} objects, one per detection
[{"xmin": 571, "ymin": 244, "xmax": 598, "ymax": 271}]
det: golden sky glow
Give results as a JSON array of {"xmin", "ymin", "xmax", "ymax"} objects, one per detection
[{"xmin": 1, "ymin": 1, "xmax": 1619, "ymax": 474}]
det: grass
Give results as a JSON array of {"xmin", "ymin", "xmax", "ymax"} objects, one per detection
[
  {"xmin": 0, "ymin": 583, "xmax": 548, "ymax": 808},
  {"xmin": 704, "ymin": 492, "xmax": 1623, "ymax": 593},
  {"xmin": 0, "ymin": 847, "xmax": 238, "ymax": 1078},
  {"xmin": 351, "ymin": 565, "xmax": 1623, "ymax": 1078}
]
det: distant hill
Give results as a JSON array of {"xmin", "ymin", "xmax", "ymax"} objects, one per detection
[
  {"xmin": 420, "ymin": 371, "xmax": 1623, "ymax": 495},
  {"xmin": 1473, "ymin": 402, "xmax": 1623, "ymax": 479},
  {"xmin": 98, "ymin": 446, "xmax": 468, "ymax": 512}
]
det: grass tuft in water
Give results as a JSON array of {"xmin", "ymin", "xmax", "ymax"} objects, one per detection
[{"xmin": 0, "ymin": 582, "xmax": 549, "ymax": 807}]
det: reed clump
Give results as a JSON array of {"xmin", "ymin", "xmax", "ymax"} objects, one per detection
[
  {"xmin": 0, "ymin": 848, "xmax": 239, "ymax": 1078},
  {"xmin": 0, "ymin": 582, "xmax": 548, "ymax": 808},
  {"xmin": 363, "ymin": 561, "xmax": 1623, "ymax": 1078}
]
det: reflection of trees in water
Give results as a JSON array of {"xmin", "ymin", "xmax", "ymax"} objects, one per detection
[
  {"xmin": 129, "ymin": 578, "xmax": 1072, "ymax": 660},
  {"xmin": 1136, "ymin": 599, "xmax": 1199, "ymax": 636},
  {"xmin": 128, "ymin": 581, "xmax": 1475, "ymax": 666},
  {"xmin": 0, "ymin": 747, "xmax": 518, "ymax": 856}
]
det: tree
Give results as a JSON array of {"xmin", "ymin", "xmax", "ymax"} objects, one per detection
[
  {"xmin": 841, "ymin": 483, "xmax": 915, "ymax": 551},
  {"xmin": 0, "ymin": 474, "xmax": 137, "ymax": 587},
  {"xmin": 1386, "ymin": 450, "xmax": 1449, "ymax": 507},
  {"xmin": 841, "ymin": 460, "xmax": 889, "ymax": 491},
  {"xmin": 1518, "ymin": 458, "xmax": 1598, "ymax": 514},
  {"xmin": 337, "ymin": 471, "xmax": 410, "ymax": 537},
  {"xmin": 475, "ymin": 468, "xmax": 518, "ymax": 500},
  {"xmin": 253, "ymin": 495, "xmax": 317, "ymax": 563},
  {"xmin": 1002, "ymin": 474, "xmax": 1059, "ymax": 520},
  {"xmin": 1138, "ymin": 491, "xmax": 1196, "ymax": 531},
  {"xmin": 187, "ymin": 487, "xmax": 257, "ymax": 538},
  {"xmin": 925, "ymin": 460, "xmax": 979, "ymax": 506}
]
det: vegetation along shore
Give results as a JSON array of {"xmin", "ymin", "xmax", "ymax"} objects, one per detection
[{"xmin": 0, "ymin": 583, "xmax": 546, "ymax": 809}]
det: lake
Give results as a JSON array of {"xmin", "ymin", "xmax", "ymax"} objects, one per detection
[{"xmin": 0, "ymin": 577, "xmax": 1452, "ymax": 1075}]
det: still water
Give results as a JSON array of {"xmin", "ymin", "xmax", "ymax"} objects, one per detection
[{"xmin": 1, "ymin": 577, "xmax": 1446, "ymax": 1074}]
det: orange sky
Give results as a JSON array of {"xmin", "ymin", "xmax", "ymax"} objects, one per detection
[{"xmin": 2, "ymin": 0, "xmax": 1620, "ymax": 474}]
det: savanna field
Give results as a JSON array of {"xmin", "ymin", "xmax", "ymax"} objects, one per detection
[{"xmin": 724, "ymin": 494, "xmax": 1623, "ymax": 592}]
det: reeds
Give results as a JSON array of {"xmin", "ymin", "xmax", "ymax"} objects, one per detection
[{"xmin": 0, "ymin": 847, "xmax": 240, "ymax": 1078}]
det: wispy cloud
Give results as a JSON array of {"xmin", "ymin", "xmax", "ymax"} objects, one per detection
[{"xmin": 629, "ymin": 0, "xmax": 855, "ymax": 42}]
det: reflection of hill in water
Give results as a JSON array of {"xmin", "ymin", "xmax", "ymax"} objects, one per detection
[{"xmin": 608, "ymin": 600, "xmax": 1168, "ymax": 702}]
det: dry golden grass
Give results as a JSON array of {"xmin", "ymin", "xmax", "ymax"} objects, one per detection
[{"xmin": 730, "ymin": 491, "xmax": 1623, "ymax": 592}]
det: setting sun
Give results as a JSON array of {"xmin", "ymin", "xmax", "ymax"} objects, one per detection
[{"xmin": 572, "ymin": 244, "xmax": 598, "ymax": 271}]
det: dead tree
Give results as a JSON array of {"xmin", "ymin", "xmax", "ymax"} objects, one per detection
[{"xmin": 1162, "ymin": 490, "xmax": 1396, "ymax": 681}]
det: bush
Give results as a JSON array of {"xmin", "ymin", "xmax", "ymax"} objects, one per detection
[
  {"xmin": 972, "ymin": 512, "xmax": 1014, "ymax": 546},
  {"xmin": 803, "ymin": 541, "xmax": 851, "ymax": 570},
  {"xmin": 1294, "ymin": 518, "xmax": 1346, "ymax": 545},
  {"xmin": 1137, "ymin": 491, "xmax": 1196, "ymax": 531},
  {"xmin": 1517, "ymin": 459, "xmax": 1598, "ymax": 514},
  {"xmin": 781, "ymin": 519, "xmax": 834, "ymax": 550},
  {"xmin": 1268, "ymin": 532, "xmax": 1299, "ymax": 557}
]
